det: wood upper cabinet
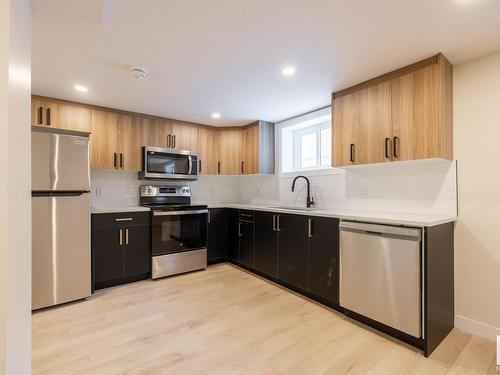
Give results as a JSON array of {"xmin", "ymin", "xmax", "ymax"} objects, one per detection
[
  {"xmin": 357, "ymin": 81, "xmax": 392, "ymax": 165},
  {"xmin": 392, "ymin": 60, "xmax": 452, "ymax": 161},
  {"xmin": 147, "ymin": 119, "xmax": 171, "ymax": 148},
  {"xmin": 32, "ymin": 98, "xmax": 91, "ymax": 132},
  {"xmin": 197, "ymin": 127, "xmax": 217, "ymax": 174},
  {"xmin": 216, "ymin": 129, "xmax": 243, "ymax": 175},
  {"xmin": 242, "ymin": 124, "xmax": 259, "ymax": 174},
  {"xmin": 117, "ymin": 115, "xmax": 149, "ymax": 171},
  {"xmin": 332, "ymin": 53, "xmax": 453, "ymax": 167},
  {"xmin": 91, "ymin": 110, "xmax": 118, "ymax": 169},
  {"xmin": 332, "ymin": 93, "xmax": 358, "ymax": 167},
  {"xmin": 171, "ymin": 123, "xmax": 198, "ymax": 151}
]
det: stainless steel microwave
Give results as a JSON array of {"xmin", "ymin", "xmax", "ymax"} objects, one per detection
[{"xmin": 138, "ymin": 146, "xmax": 198, "ymax": 180}]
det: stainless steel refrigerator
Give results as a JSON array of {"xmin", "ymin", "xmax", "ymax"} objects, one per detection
[{"xmin": 31, "ymin": 127, "xmax": 91, "ymax": 310}]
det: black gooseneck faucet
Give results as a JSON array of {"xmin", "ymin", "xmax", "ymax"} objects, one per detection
[{"xmin": 291, "ymin": 175, "xmax": 315, "ymax": 208}]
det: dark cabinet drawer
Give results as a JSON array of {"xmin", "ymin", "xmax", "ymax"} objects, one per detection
[
  {"xmin": 92, "ymin": 211, "xmax": 150, "ymax": 228},
  {"xmin": 239, "ymin": 210, "xmax": 254, "ymax": 222}
]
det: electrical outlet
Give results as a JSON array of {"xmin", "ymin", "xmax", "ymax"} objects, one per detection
[
  {"xmin": 362, "ymin": 185, "xmax": 368, "ymax": 198},
  {"xmin": 95, "ymin": 186, "xmax": 103, "ymax": 197}
]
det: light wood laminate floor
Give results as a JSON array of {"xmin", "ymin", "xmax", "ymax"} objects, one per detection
[{"xmin": 33, "ymin": 264, "xmax": 497, "ymax": 375}]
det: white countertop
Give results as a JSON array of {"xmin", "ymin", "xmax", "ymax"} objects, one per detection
[
  {"xmin": 91, "ymin": 203, "xmax": 457, "ymax": 227},
  {"xmin": 201, "ymin": 203, "xmax": 457, "ymax": 227},
  {"xmin": 91, "ymin": 206, "xmax": 151, "ymax": 214}
]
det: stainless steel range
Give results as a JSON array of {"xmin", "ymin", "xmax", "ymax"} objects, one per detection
[{"xmin": 140, "ymin": 185, "xmax": 208, "ymax": 279}]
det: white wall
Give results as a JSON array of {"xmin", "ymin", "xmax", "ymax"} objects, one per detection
[
  {"xmin": 245, "ymin": 159, "xmax": 457, "ymax": 217},
  {"xmin": 91, "ymin": 170, "xmax": 242, "ymax": 207},
  {"xmin": 93, "ymin": 158, "xmax": 457, "ymax": 218},
  {"xmin": 0, "ymin": 0, "xmax": 32, "ymax": 373},
  {"xmin": 453, "ymin": 50, "xmax": 500, "ymax": 340}
]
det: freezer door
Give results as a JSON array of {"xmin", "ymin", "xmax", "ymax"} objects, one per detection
[
  {"xmin": 32, "ymin": 131, "xmax": 90, "ymax": 191},
  {"xmin": 32, "ymin": 193, "xmax": 91, "ymax": 310}
]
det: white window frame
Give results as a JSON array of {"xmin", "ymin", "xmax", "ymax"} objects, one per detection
[
  {"xmin": 276, "ymin": 106, "xmax": 332, "ymax": 175},
  {"xmin": 292, "ymin": 121, "xmax": 331, "ymax": 171}
]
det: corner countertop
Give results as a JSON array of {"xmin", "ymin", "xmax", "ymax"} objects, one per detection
[
  {"xmin": 91, "ymin": 206, "xmax": 151, "ymax": 214},
  {"xmin": 199, "ymin": 203, "xmax": 457, "ymax": 227},
  {"xmin": 91, "ymin": 203, "xmax": 457, "ymax": 227}
]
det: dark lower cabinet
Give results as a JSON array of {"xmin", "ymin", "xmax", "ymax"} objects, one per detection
[
  {"xmin": 227, "ymin": 209, "xmax": 240, "ymax": 261},
  {"xmin": 93, "ymin": 226, "xmax": 124, "ymax": 283},
  {"xmin": 123, "ymin": 224, "xmax": 150, "ymax": 277},
  {"xmin": 92, "ymin": 212, "xmax": 150, "ymax": 290},
  {"xmin": 254, "ymin": 211, "xmax": 277, "ymax": 277},
  {"xmin": 308, "ymin": 217, "xmax": 339, "ymax": 305},
  {"xmin": 207, "ymin": 208, "xmax": 227, "ymax": 263},
  {"xmin": 277, "ymin": 214, "xmax": 309, "ymax": 290},
  {"xmin": 238, "ymin": 220, "xmax": 254, "ymax": 268}
]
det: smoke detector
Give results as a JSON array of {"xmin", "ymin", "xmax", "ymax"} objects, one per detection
[{"xmin": 130, "ymin": 67, "xmax": 149, "ymax": 79}]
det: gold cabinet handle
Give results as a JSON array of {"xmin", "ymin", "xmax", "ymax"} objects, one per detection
[
  {"xmin": 125, "ymin": 229, "xmax": 129, "ymax": 245},
  {"xmin": 119, "ymin": 229, "xmax": 123, "ymax": 245},
  {"xmin": 115, "ymin": 218, "xmax": 133, "ymax": 222},
  {"xmin": 308, "ymin": 218, "xmax": 313, "ymax": 238}
]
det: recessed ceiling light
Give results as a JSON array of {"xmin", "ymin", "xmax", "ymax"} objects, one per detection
[
  {"xmin": 281, "ymin": 66, "xmax": 296, "ymax": 77},
  {"xmin": 212, "ymin": 112, "xmax": 221, "ymax": 119},
  {"xmin": 74, "ymin": 84, "xmax": 88, "ymax": 92}
]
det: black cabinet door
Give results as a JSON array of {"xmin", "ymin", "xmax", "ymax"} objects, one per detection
[
  {"xmin": 277, "ymin": 213, "xmax": 309, "ymax": 290},
  {"xmin": 227, "ymin": 209, "xmax": 240, "ymax": 261},
  {"xmin": 239, "ymin": 220, "xmax": 254, "ymax": 268},
  {"xmin": 308, "ymin": 217, "xmax": 339, "ymax": 305},
  {"xmin": 254, "ymin": 211, "xmax": 277, "ymax": 277},
  {"xmin": 123, "ymin": 225, "xmax": 150, "ymax": 277},
  {"xmin": 93, "ymin": 227, "xmax": 124, "ymax": 283},
  {"xmin": 207, "ymin": 209, "xmax": 227, "ymax": 262}
]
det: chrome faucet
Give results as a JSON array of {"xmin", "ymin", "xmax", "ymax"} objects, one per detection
[{"xmin": 291, "ymin": 175, "xmax": 315, "ymax": 208}]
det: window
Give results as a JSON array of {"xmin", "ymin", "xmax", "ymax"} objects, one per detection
[{"xmin": 279, "ymin": 107, "xmax": 332, "ymax": 173}]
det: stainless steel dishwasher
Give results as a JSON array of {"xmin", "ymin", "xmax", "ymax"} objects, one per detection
[{"xmin": 339, "ymin": 221, "xmax": 422, "ymax": 338}]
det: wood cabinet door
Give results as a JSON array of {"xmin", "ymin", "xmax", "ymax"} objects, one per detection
[
  {"xmin": 332, "ymin": 93, "xmax": 358, "ymax": 167},
  {"xmin": 254, "ymin": 211, "xmax": 277, "ymax": 277},
  {"xmin": 171, "ymin": 123, "xmax": 198, "ymax": 151},
  {"xmin": 277, "ymin": 214, "xmax": 309, "ymax": 290},
  {"xmin": 356, "ymin": 81, "xmax": 392, "ymax": 165},
  {"xmin": 392, "ymin": 65, "xmax": 440, "ymax": 161},
  {"xmin": 30, "ymin": 99, "xmax": 58, "ymax": 128},
  {"xmin": 123, "ymin": 225, "xmax": 150, "ymax": 277},
  {"xmin": 117, "ymin": 115, "xmax": 149, "ymax": 171},
  {"xmin": 54, "ymin": 103, "xmax": 91, "ymax": 132},
  {"xmin": 91, "ymin": 110, "xmax": 118, "ymax": 169},
  {"xmin": 216, "ymin": 129, "xmax": 243, "ymax": 175},
  {"xmin": 92, "ymin": 227, "xmax": 124, "ymax": 283},
  {"xmin": 207, "ymin": 209, "xmax": 227, "ymax": 262},
  {"xmin": 31, "ymin": 99, "xmax": 44, "ymax": 126},
  {"xmin": 308, "ymin": 217, "xmax": 339, "ymax": 305},
  {"xmin": 242, "ymin": 124, "xmax": 259, "ymax": 174},
  {"xmin": 148, "ymin": 119, "xmax": 172, "ymax": 148},
  {"xmin": 197, "ymin": 127, "xmax": 217, "ymax": 174}
]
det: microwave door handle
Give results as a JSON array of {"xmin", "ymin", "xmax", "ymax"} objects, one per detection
[{"xmin": 188, "ymin": 156, "xmax": 193, "ymax": 175}]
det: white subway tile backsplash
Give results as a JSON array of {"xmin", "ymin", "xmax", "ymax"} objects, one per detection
[{"xmin": 91, "ymin": 158, "xmax": 457, "ymax": 217}]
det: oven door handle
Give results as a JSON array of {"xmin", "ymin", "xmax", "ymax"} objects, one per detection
[{"xmin": 153, "ymin": 209, "xmax": 208, "ymax": 216}]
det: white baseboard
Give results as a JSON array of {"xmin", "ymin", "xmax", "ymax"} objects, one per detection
[{"xmin": 455, "ymin": 315, "xmax": 500, "ymax": 341}]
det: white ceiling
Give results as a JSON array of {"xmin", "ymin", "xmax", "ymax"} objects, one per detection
[{"xmin": 32, "ymin": 0, "xmax": 500, "ymax": 126}]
